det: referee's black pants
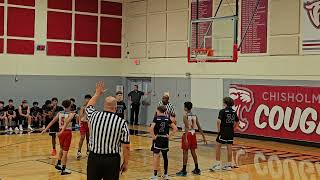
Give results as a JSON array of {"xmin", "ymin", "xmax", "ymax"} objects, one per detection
[{"xmin": 87, "ymin": 152, "xmax": 120, "ymax": 180}]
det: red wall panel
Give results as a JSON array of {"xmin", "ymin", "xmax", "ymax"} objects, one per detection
[
  {"xmin": 75, "ymin": 0, "xmax": 98, "ymax": 13},
  {"xmin": 75, "ymin": 43, "xmax": 97, "ymax": 57},
  {"xmin": 0, "ymin": 38, "xmax": 3, "ymax": 53},
  {"xmin": 100, "ymin": 17, "xmax": 122, "ymax": 43},
  {"xmin": 0, "ymin": 6, "xmax": 3, "ymax": 36},
  {"xmin": 0, "ymin": 0, "xmax": 3, "ymax": 3},
  {"xmin": 101, "ymin": 1, "xmax": 122, "ymax": 16},
  {"xmin": 7, "ymin": 39, "xmax": 34, "ymax": 55},
  {"xmin": 100, "ymin": 45, "xmax": 121, "ymax": 58},
  {"xmin": 75, "ymin": 14, "xmax": 98, "ymax": 42},
  {"xmin": 47, "ymin": 11, "xmax": 72, "ymax": 40},
  {"xmin": 7, "ymin": 7, "xmax": 35, "ymax": 38},
  {"xmin": 48, "ymin": 0, "xmax": 72, "ymax": 11},
  {"xmin": 8, "ymin": 0, "xmax": 35, "ymax": 7},
  {"xmin": 47, "ymin": 42, "xmax": 71, "ymax": 56}
]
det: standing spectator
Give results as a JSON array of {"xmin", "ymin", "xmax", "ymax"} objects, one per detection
[
  {"xmin": 5, "ymin": 99, "xmax": 16, "ymax": 131},
  {"xmin": 128, "ymin": 85, "xmax": 145, "ymax": 125},
  {"xmin": 86, "ymin": 81, "xmax": 130, "ymax": 180},
  {"xmin": 18, "ymin": 100, "xmax": 33, "ymax": 131}
]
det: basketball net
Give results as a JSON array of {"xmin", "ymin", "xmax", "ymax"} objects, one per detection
[{"xmin": 191, "ymin": 48, "xmax": 214, "ymax": 63}]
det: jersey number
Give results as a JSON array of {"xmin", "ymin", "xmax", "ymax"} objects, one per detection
[
  {"xmin": 226, "ymin": 114, "xmax": 235, "ymax": 123},
  {"xmin": 61, "ymin": 117, "xmax": 65, "ymax": 126},
  {"xmin": 159, "ymin": 122, "xmax": 166, "ymax": 133}
]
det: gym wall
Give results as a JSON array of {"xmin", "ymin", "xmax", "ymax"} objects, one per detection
[
  {"xmin": 0, "ymin": 75, "xmax": 123, "ymax": 110},
  {"xmin": 0, "ymin": 0, "xmax": 123, "ymax": 76},
  {"xmin": 122, "ymin": 0, "xmax": 319, "ymax": 81}
]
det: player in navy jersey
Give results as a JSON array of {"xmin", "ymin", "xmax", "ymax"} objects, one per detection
[
  {"xmin": 115, "ymin": 91, "xmax": 127, "ymax": 120},
  {"xmin": 211, "ymin": 97, "xmax": 239, "ymax": 171},
  {"xmin": 48, "ymin": 97, "xmax": 64, "ymax": 156},
  {"xmin": 150, "ymin": 106, "xmax": 178, "ymax": 180}
]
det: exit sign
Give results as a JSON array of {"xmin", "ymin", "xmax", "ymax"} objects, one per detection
[{"xmin": 36, "ymin": 45, "xmax": 46, "ymax": 51}]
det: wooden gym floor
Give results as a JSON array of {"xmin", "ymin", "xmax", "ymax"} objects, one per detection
[{"xmin": 0, "ymin": 125, "xmax": 319, "ymax": 180}]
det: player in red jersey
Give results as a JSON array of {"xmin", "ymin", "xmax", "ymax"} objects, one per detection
[
  {"xmin": 42, "ymin": 99, "xmax": 77, "ymax": 175},
  {"xmin": 76, "ymin": 94, "xmax": 92, "ymax": 159}
]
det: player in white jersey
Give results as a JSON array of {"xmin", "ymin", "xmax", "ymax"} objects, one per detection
[
  {"xmin": 176, "ymin": 101, "xmax": 207, "ymax": 176},
  {"xmin": 42, "ymin": 100, "xmax": 77, "ymax": 175}
]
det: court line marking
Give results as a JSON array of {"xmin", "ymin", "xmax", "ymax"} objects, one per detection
[{"xmin": 36, "ymin": 159, "xmax": 87, "ymax": 175}]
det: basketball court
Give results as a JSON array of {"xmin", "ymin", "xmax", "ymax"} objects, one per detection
[
  {"xmin": 0, "ymin": 0, "xmax": 320, "ymax": 179},
  {"xmin": 1, "ymin": 126, "xmax": 320, "ymax": 179}
]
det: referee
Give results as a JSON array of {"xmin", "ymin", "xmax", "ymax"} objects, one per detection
[
  {"xmin": 86, "ymin": 81, "xmax": 130, "ymax": 180},
  {"xmin": 158, "ymin": 95, "xmax": 175, "ymax": 116}
]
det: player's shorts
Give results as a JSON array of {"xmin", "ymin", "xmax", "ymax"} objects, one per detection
[
  {"xmin": 216, "ymin": 127, "xmax": 234, "ymax": 144},
  {"xmin": 181, "ymin": 132, "xmax": 197, "ymax": 150},
  {"xmin": 59, "ymin": 129, "xmax": 72, "ymax": 151},
  {"xmin": 80, "ymin": 122, "xmax": 89, "ymax": 135},
  {"xmin": 151, "ymin": 136, "xmax": 169, "ymax": 154},
  {"xmin": 49, "ymin": 121, "xmax": 59, "ymax": 136}
]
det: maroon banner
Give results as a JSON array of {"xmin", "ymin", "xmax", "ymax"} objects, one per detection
[
  {"xmin": 240, "ymin": 0, "xmax": 268, "ymax": 54},
  {"xmin": 229, "ymin": 84, "xmax": 320, "ymax": 143},
  {"xmin": 191, "ymin": 0, "xmax": 212, "ymax": 49}
]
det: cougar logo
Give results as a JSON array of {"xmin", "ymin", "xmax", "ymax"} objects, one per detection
[
  {"xmin": 304, "ymin": 0, "xmax": 320, "ymax": 29},
  {"xmin": 229, "ymin": 85, "xmax": 254, "ymax": 132}
]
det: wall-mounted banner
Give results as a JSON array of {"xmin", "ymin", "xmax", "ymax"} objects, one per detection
[
  {"xmin": 240, "ymin": 0, "xmax": 268, "ymax": 54},
  {"xmin": 229, "ymin": 84, "xmax": 320, "ymax": 143},
  {"xmin": 191, "ymin": 0, "xmax": 213, "ymax": 49},
  {"xmin": 302, "ymin": 0, "xmax": 320, "ymax": 54}
]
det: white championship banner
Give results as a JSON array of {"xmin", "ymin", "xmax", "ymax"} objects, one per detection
[{"xmin": 302, "ymin": 0, "xmax": 320, "ymax": 54}]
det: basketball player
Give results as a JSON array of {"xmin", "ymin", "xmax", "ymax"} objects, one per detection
[
  {"xmin": 76, "ymin": 94, "xmax": 92, "ymax": 159},
  {"xmin": 30, "ymin": 102, "xmax": 44, "ymax": 129},
  {"xmin": 0, "ymin": 101, "xmax": 8, "ymax": 131},
  {"xmin": 70, "ymin": 98, "xmax": 77, "ymax": 128},
  {"xmin": 41, "ymin": 99, "xmax": 76, "ymax": 175},
  {"xmin": 18, "ymin": 100, "xmax": 33, "ymax": 131},
  {"xmin": 5, "ymin": 99, "xmax": 16, "ymax": 131},
  {"xmin": 150, "ymin": 106, "xmax": 178, "ymax": 180},
  {"xmin": 115, "ymin": 91, "xmax": 127, "ymax": 120},
  {"xmin": 211, "ymin": 97, "xmax": 239, "ymax": 171},
  {"xmin": 176, "ymin": 102, "xmax": 207, "ymax": 176},
  {"xmin": 49, "ymin": 98, "xmax": 64, "ymax": 156}
]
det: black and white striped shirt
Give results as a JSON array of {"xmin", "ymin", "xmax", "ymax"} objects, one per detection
[
  {"xmin": 86, "ymin": 105, "xmax": 130, "ymax": 154},
  {"xmin": 158, "ymin": 101, "xmax": 175, "ymax": 115}
]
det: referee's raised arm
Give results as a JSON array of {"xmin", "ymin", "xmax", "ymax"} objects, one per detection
[{"xmin": 86, "ymin": 81, "xmax": 130, "ymax": 180}]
